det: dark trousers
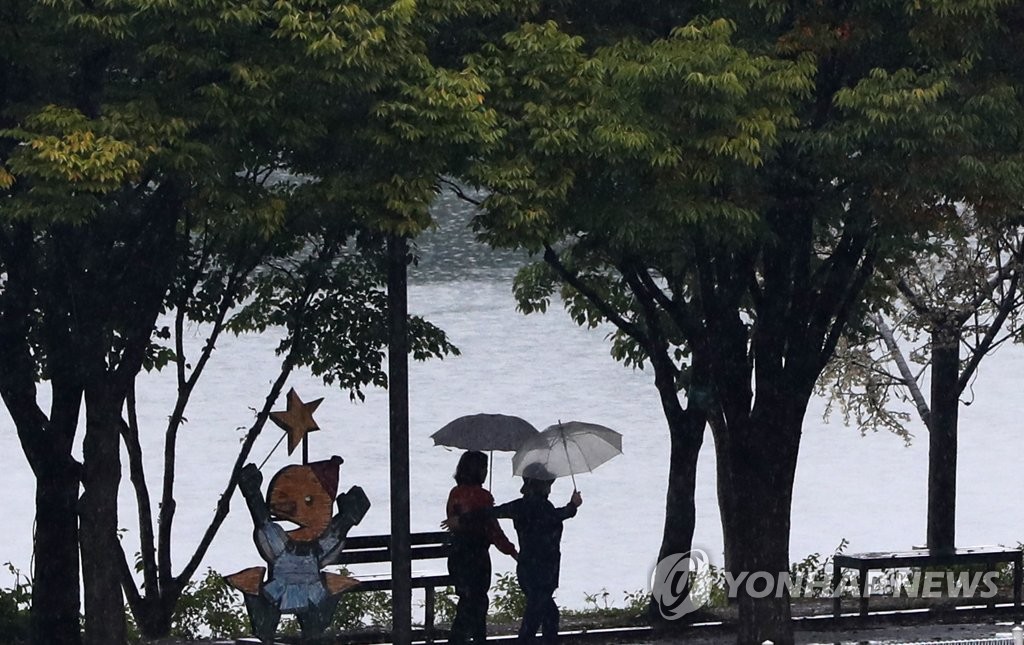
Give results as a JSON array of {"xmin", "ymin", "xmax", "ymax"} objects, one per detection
[
  {"xmin": 517, "ymin": 581, "xmax": 558, "ymax": 644},
  {"xmin": 448, "ymin": 544, "xmax": 491, "ymax": 644}
]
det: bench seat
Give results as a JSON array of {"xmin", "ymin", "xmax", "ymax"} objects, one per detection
[{"xmin": 830, "ymin": 545, "xmax": 1023, "ymax": 618}]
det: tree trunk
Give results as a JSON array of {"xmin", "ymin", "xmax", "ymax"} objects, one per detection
[
  {"xmin": 649, "ymin": 353, "xmax": 708, "ymax": 571},
  {"xmin": 717, "ymin": 414, "xmax": 800, "ymax": 645},
  {"xmin": 712, "ymin": 419, "xmax": 737, "ymax": 576},
  {"xmin": 657, "ymin": 418, "xmax": 705, "ymax": 565},
  {"xmin": 32, "ymin": 464, "xmax": 83, "ymax": 645},
  {"xmin": 129, "ymin": 594, "xmax": 179, "ymax": 639},
  {"xmin": 927, "ymin": 322, "xmax": 959, "ymax": 553},
  {"xmin": 649, "ymin": 408, "xmax": 706, "ymax": 626},
  {"xmin": 80, "ymin": 388, "xmax": 127, "ymax": 645},
  {"xmin": 1, "ymin": 226, "xmax": 83, "ymax": 645}
]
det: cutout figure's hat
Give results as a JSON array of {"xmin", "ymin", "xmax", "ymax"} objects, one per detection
[{"xmin": 308, "ymin": 455, "xmax": 344, "ymax": 498}]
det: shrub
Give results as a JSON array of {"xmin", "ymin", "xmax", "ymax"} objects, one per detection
[
  {"xmin": 171, "ymin": 569, "xmax": 249, "ymax": 640},
  {"xmin": 0, "ymin": 563, "xmax": 31, "ymax": 644},
  {"xmin": 490, "ymin": 572, "xmax": 525, "ymax": 620},
  {"xmin": 430, "ymin": 586, "xmax": 457, "ymax": 625},
  {"xmin": 622, "ymin": 589, "xmax": 650, "ymax": 616}
]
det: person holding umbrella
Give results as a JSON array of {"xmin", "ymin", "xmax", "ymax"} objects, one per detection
[
  {"xmin": 445, "ymin": 450, "xmax": 518, "ymax": 645},
  {"xmin": 452, "ymin": 463, "xmax": 583, "ymax": 644}
]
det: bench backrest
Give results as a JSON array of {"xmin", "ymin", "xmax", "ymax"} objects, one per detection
[{"xmin": 337, "ymin": 531, "xmax": 451, "ymax": 565}]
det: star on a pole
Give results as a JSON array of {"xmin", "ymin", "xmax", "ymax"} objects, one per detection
[{"xmin": 269, "ymin": 388, "xmax": 324, "ymax": 456}]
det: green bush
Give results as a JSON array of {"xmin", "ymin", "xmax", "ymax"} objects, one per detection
[
  {"xmin": 0, "ymin": 563, "xmax": 31, "ymax": 644},
  {"xmin": 583, "ymin": 588, "xmax": 612, "ymax": 612},
  {"xmin": 168, "ymin": 568, "xmax": 397, "ymax": 637},
  {"xmin": 426, "ymin": 586, "xmax": 457, "ymax": 626},
  {"xmin": 490, "ymin": 572, "xmax": 525, "ymax": 620},
  {"xmin": 562, "ymin": 588, "xmax": 652, "ymax": 621},
  {"xmin": 335, "ymin": 588, "xmax": 391, "ymax": 630},
  {"xmin": 622, "ymin": 589, "xmax": 650, "ymax": 616},
  {"xmin": 171, "ymin": 568, "xmax": 249, "ymax": 640}
]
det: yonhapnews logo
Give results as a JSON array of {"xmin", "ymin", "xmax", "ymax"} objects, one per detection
[
  {"xmin": 649, "ymin": 549, "xmax": 1002, "ymax": 620},
  {"xmin": 649, "ymin": 549, "xmax": 711, "ymax": 619}
]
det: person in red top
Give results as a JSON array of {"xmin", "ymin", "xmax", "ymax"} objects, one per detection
[{"xmin": 445, "ymin": 451, "xmax": 518, "ymax": 644}]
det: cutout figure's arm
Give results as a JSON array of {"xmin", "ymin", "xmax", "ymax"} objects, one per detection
[
  {"xmin": 319, "ymin": 485, "xmax": 371, "ymax": 565},
  {"xmin": 239, "ymin": 463, "xmax": 271, "ymax": 526},
  {"xmin": 239, "ymin": 463, "xmax": 286, "ymax": 562},
  {"xmin": 333, "ymin": 486, "xmax": 371, "ymax": 530}
]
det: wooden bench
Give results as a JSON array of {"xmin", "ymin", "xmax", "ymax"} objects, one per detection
[
  {"xmin": 335, "ymin": 531, "xmax": 453, "ymax": 640},
  {"xmin": 831, "ymin": 546, "xmax": 1023, "ymax": 618}
]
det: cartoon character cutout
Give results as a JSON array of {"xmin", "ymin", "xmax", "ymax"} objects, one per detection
[{"xmin": 226, "ymin": 456, "xmax": 370, "ymax": 643}]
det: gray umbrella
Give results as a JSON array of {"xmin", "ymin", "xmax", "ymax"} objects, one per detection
[
  {"xmin": 431, "ymin": 413, "xmax": 539, "ymax": 451},
  {"xmin": 512, "ymin": 421, "xmax": 623, "ymax": 489},
  {"xmin": 432, "ymin": 413, "xmax": 540, "ymax": 487}
]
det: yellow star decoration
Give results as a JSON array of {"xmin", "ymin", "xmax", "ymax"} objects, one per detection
[{"xmin": 270, "ymin": 388, "xmax": 324, "ymax": 455}]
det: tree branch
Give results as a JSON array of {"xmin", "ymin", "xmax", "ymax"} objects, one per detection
[
  {"xmin": 176, "ymin": 242, "xmax": 335, "ymax": 585},
  {"xmin": 0, "ymin": 223, "xmax": 54, "ymax": 475},
  {"xmin": 818, "ymin": 239, "xmax": 877, "ymax": 373},
  {"xmin": 541, "ymin": 244, "xmax": 649, "ymax": 346},
  {"xmin": 439, "ymin": 178, "xmax": 483, "ymax": 206},
  {"xmin": 121, "ymin": 386, "xmax": 158, "ymax": 598},
  {"xmin": 953, "ymin": 248, "xmax": 1023, "ymax": 325},
  {"xmin": 958, "ymin": 270, "xmax": 1021, "ymax": 392},
  {"xmin": 896, "ymin": 277, "xmax": 931, "ymax": 316},
  {"xmin": 870, "ymin": 313, "xmax": 932, "ymax": 430},
  {"xmin": 117, "ymin": 542, "xmax": 143, "ymax": 609}
]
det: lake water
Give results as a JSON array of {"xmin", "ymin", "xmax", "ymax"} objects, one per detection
[{"xmin": 2, "ymin": 192, "xmax": 1024, "ymax": 610}]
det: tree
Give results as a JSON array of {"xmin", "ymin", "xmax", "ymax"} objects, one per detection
[
  {"xmin": 463, "ymin": 2, "xmax": 1024, "ymax": 643},
  {"xmin": 117, "ymin": 211, "xmax": 458, "ymax": 637},
  {"xmin": 1, "ymin": 0, "xmax": 497, "ymax": 642},
  {"xmin": 822, "ymin": 213, "xmax": 1024, "ymax": 552}
]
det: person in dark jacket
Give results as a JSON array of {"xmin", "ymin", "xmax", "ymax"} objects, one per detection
[
  {"xmin": 457, "ymin": 463, "xmax": 582, "ymax": 644},
  {"xmin": 445, "ymin": 451, "xmax": 518, "ymax": 645}
]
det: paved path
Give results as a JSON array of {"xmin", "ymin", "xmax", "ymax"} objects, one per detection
[{"xmin": 618, "ymin": 621, "xmax": 1019, "ymax": 645}]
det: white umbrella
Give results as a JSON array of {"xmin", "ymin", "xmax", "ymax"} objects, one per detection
[
  {"xmin": 512, "ymin": 421, "xmax": 623, "ymax": 489},
  {"xmin": 431, "ymin": 413, "xmax": 540, "ymax": 487}
]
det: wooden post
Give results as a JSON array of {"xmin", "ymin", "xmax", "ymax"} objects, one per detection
[
  {"xmin": 424, "ymin": 586, "xmax": 436, "ymax": 644},
  {"xmin": 927, "ymin": 320, "xmax": 959, "ymax": 553},
  {"xmin": 831, "ymin": 564, "xmax": 841, "ymax": 619},
  {"xmin": 387, "ymin": 233, "xmax": 412, "ymax": 645}
]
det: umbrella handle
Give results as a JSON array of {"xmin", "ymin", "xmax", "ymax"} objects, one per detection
[
  {"xmin": 489, "ymin": 450, "xmax": 493, "ymax": 490},
  {"xmin": 561, "ymin": 431, "xmax": 577, "ymax": 491}
]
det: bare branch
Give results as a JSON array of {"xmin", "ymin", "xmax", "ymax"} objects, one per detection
[
  {"xmin": 541, "ymin": 244, "xmax": 650, "ymax": 347},
  {"xmin": 896, "ymin": 278, "xmax": 931, "ymax": 316},
  {"xmin": 176, "ymin": 243, "xmax": 336, "ymax": 585},
  {"xmin": 438, "ymin": 178, "xmax": 483, "ymax": 206},
  {"xmin": 870, "ymin": 313, "xmax": 932, "ymax": 430},
  {"xmin": 175, "ymin": 362, "xmax": 292, "ymax": 585},
  {"xmin": 121, "ymin": 386, "xmax": 158, "ymax": 598},
  {"xmin": 818, "ymin": 236, "xmax": 877, "ymax": 374},
  {"xmin": 117, "ymin": 541, "xmax": 143, "ymax": 609},
  {"xmin": 958, "ymin": 271, "xmax": 1021, "ymax": 392}
]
